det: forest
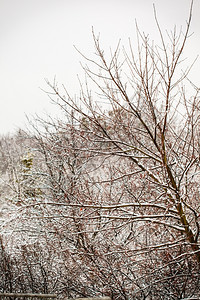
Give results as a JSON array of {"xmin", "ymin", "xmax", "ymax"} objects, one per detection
[{"xmin": 0, "ymin": 2, "xmax": 200, "ymax": 299}]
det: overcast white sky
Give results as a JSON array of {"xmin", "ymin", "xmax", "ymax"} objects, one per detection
[{"xmin": 0, "ymin": 0, "xmax": 200, "ymax": 134}]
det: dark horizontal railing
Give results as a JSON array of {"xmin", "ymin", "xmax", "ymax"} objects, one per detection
[{"xmin": 0, "ymin": 294, "xmax": 111, "ymax": 300}]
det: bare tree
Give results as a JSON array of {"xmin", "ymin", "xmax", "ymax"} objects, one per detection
[
  {"xmin": 43, "ymin": 0, "xmax": 200, "ymax": 260},
  {"xmin": 32, "ymin": 1, "xmax": 200, "ymax": 297}
]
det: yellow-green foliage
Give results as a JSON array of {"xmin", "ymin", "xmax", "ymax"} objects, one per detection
[{"xmin": 21, "ymin": 152, "xmax": 33, "ymax": 172}]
